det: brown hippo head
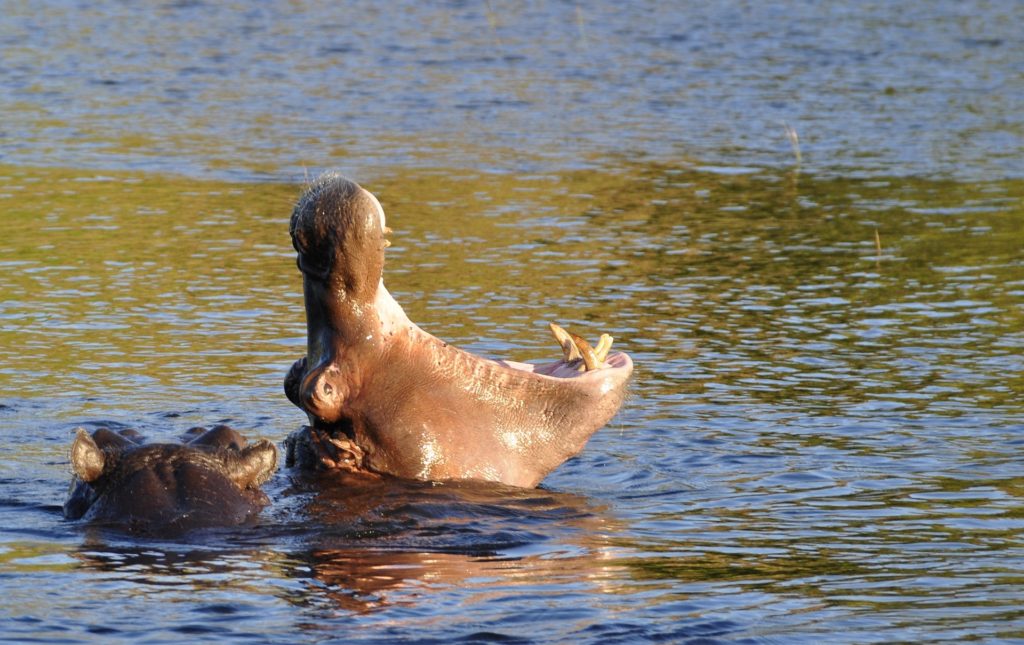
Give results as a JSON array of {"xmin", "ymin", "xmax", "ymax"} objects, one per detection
[
  {"xmin": 65, "ymin": 425, "xmax": 278, "ymax": 533},
  {"xmin": 284, "ymin": 173, "xmax": 633, "ymax": 488}
]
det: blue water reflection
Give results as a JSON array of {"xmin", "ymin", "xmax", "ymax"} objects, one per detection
[{"xmin": 2, "ymin": 1, "xmax": 1021, "ymax": 180}]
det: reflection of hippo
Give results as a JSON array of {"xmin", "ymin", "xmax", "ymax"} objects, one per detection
[
  {"xmin": 283, "ymin": 173, "xmax": 633, "ymax": 487},
  {"xmin": 273, "ymin": 466, "xmax": 616, "ymax": 613},
  {"xmin": 65, "ymin": 425, "xmax": 278, "ymax": 532}
]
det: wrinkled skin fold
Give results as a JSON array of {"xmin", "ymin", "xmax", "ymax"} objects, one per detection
[
  {"xmin": 284, "ymin": 173, "xmax": 633, "ymax": 487},
  {"xmin": 65, "ymin": 425, "xmax": 278, "ymax": 533}
]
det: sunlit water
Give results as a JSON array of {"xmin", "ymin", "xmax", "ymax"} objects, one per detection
[{"xmin": 2, "ymin": 2, "xmax": 1024, "ymax": 644}]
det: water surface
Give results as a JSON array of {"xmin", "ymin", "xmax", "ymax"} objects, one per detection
[
  {"xmin": 2, "ymin": 1, "xmax": 1024, "ymax": 643},
  {"xmin": 2, "ymin": 0, "xmax": 1022, "ymax": 180}
]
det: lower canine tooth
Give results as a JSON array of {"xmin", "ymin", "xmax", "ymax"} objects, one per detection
[
  {"xmin": 549, "ymin": 322, "xmax": 582, "ymax": 361},
  {"xmin": 571, "ymin": 333, "xmax": 600, "ymax": 371},
  {"xmin": 594, "ymin": 334, "xmax": 613, "ymax": 363}
]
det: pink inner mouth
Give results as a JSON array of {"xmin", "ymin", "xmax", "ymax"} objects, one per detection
[{"xmin": 498, "ymin": 352, "xmax": 633, "ymax": 379}]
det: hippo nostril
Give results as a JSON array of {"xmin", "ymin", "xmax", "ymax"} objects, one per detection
[{"xmin": 297, "ymin": 364, "xmax": 347, "ymax": 423}]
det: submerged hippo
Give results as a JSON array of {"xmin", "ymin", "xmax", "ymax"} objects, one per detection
[
  {"xmin": 283, "ymin": 173, "xmax": 633, "ymax": 487},
  {"xmin": 65, "ymin": 425, "xmax": 278, "ymax": 532}
]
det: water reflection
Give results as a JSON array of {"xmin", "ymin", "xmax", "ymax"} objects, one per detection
[
  {"xmin": 64, "ymin": 475, "xmax": 629, "ymax": 629},
  {"xmin": 276, "ymin": 473, "xmax": 623, "ymax": 614}
]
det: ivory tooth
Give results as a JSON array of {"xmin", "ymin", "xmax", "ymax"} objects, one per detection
[
  {"xmin": 549, "ymin": 322, "xmax": 581, "ymax": 361},
  {"xmin": 594, "ymin": 333, "xmax": 613, "ymax": 363},
  {"xmin": 571, "ymin": 333, "xmax": 599, "ymax": 371}
]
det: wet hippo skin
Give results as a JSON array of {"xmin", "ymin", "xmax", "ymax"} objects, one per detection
[
  {"xmin": 284, "ymin": 173, "xmax": 633, "ymax": 487},
  {"xmin": 65, "ymin": 425, "xmax": 278, "ymax": 533}
]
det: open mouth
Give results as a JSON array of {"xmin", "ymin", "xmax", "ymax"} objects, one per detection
[{"xmin": 500, "ymin": 322, "xmax": 632, "ymax": 379}]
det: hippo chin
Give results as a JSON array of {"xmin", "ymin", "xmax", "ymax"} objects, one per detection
[
  {"xmin": 283, "ymin": 173, "xmax": 633, "ymax": 488},
  {"xmin": 65, "ymin": 425, "xmax": 278, "ymax": 533}
]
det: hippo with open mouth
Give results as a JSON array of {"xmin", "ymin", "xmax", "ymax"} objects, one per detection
[
  {"xmin": 65, "ymin": 425, "xmax": 278, "ymax": 532},
  {"xmin": 283, "ymin": 173, "xmax": 633, "ymax": 487}
]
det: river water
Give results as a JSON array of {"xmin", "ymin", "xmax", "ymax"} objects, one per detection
[{"xmin": 1, "ymin": 1, "xmax": 1023, "ymax": 643}]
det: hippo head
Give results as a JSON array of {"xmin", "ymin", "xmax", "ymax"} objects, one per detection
[
  {"xmin": 283, "ymin": 173, "xmax": 633, "ymax": 487},
  {"xmin": 65, "ymin": 425, "xmax": 278, "ymax": 533}
]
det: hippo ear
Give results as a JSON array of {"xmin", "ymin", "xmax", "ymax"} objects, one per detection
[
  {"xmin": 225, "ymin": 440, "xmax": 279, "ymax": 489},
  {"xmin": 70, "ymin": 428, "xmax": 105, "ymax": 483}
]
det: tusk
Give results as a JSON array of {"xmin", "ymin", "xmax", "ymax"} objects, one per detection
[
  {"xmin": 594, "ymin": 333, "xmax": 613, "ymax": 363},
  {"xmin": 571, "ymin": 333, "xmax": 599, "ymax": 371},
  {"xmin": 549, "ymin": 322, "xmax": 581, "ymax": 362}
]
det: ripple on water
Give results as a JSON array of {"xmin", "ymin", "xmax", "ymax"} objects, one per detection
[{"xmin": 1, "ymin": 142, "xmax": 1024, "ymax": 642}]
